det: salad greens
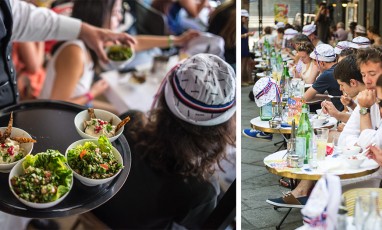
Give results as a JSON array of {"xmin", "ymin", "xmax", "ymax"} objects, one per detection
[
  {"xmin": 107, "ymin": 45, "xmax": 133, "ymax": 61},
  {"xmin": 67, "ymin": 135, "xmax": 123, "ymax": 179},
  {"xmin": 10, "ymin": 149, "xmax": 72, "ymax": 203}
]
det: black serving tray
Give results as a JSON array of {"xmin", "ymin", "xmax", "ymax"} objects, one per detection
[{"xmin": 0, "ymin": 100, "xmax": 131, "ymax": 218}]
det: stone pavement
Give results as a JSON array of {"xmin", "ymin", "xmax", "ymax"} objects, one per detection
[{"xmin": 241, "ymin": 85, "xmax": 303, "ymax": 229}]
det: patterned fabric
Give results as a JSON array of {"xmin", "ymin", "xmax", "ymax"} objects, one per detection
[
  {"xmin": 164, "ymin": 54, "xmax": 236, "ymax": 126},
  {"xmin": 252, "ymin": 77, "xmax": 280, "ymax": 107},
  {"xmin": 349, "ymin": 36, "xmax": 371, "ymax": 49},
  {"xmin": 309, "ymin": 44, "xmax": 336, "ymax": 62},
  {"xmin": 302, "ymin": 24, "xmax": 316, "ymax": 36},
  {"xmin": 334, "ymin": 41, "xmax": 350, "ymax": 54}
]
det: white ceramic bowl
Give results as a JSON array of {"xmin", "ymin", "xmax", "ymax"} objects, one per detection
[
  {"xmin": 342, "ymin": 146, "xmax": 362, "ymax": 156},
  {"xmin": 105, "ymin": 45, "xmax": 135, "ymax": 69},
  {"xmin": 311, "ymin": 117, "xmax": 327, "ymax": 127},
  {"xmin": 9, "ymin": 159, "xmax": 73, "ymax": 209},
  {"xmin": 74, "ymin": 109, "xmax": 123, "ymax": 142},
  {"xmin": 0, "ymin": 127, "xmax": 34, "ymax": 173},
  {"xmin": 65, "ymin": 139, "xmax": 123, "ymax": 186},
  {"xmin": 344, "ymin": 155, "xmax": 366, "ymax": 169}
]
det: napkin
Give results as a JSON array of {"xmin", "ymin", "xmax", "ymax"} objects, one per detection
[{"xmin": 301, "ymin": 174, "xmax": 341, "ymax": 229}]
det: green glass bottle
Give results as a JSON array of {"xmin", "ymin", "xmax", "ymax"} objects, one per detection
[
  {"xmin": 280, "ymin": 62, "xmax": 290, "ymax": 102},
  {"xmin": 295, "ymin": 104, "xmax": 313, "ymax": 165},
  {"xmin": 260, "ymin": 101, "xmax": 273, "ymax": 121}
]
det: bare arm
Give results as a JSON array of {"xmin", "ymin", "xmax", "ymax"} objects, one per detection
[
  {"xmin": 179, "ymin": 0, "xmax": 208, "ymax": 18},
  {"xmin": 17, "ymin": 42, "xmax": 45, "ymax": 74},
  {"xmin": 134, "ymin": 30, "xmax": 199, "ymax": 51},
  {"xmin": 50, "ymin": 44, "xmax": 90, "ymax": 105}
]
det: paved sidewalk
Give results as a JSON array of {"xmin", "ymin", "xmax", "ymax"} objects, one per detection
[{"xmin": 241, "ymin": 85, "xmax": 303, "ymax": 229}]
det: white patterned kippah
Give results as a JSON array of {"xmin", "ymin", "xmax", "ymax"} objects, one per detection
[{"xmin": 164, "ymin": 54, "xmax": 236, "ymax": 126}]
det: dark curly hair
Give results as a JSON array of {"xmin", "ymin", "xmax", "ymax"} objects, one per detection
[{"xmin": 125, "ymin": 92, "xmax": 236, "ymax": 181}]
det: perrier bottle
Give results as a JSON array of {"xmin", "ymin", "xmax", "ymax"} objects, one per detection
[{"xmin": 295, "ymin": 104, "xmax": 313, "ymax": 166}]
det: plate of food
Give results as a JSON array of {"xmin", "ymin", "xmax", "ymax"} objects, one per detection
[
  {"xmin": 0, "ymin": 112, "xmax": 36, "ymax": 173},
  {"xmin": 74, "ymin": 108, "xmax": 131, "ymax": 142},
  {"xmin": 9, "ymin": 149, "xmax": 73, "ymax": 209},
  {"xmin": 65, "ymin": 136, "xmax": 124, "ymax": 186}
]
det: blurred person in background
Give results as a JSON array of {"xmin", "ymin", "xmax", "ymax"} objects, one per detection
[
  {"xmin": 335, "ymin": 22, "xmax": 348, "ymax": 42},
  {"xmin": 274, "ymin": 27, "xmax": 284, "ymax": 50},
  {"xmin": 208, "ymin": 0, "xmax": 236, "ymax": 68},
  {"xmin": 302, "ymin": 24, "xmax": 324, "ymax": 47},
  {"xmin": 354, "ymin": 25, "xmax": 367, "ymax": 38},
  {"xmin": 347, "ymin": 21, "xmax": 357, "ymax": 41},
  {"xmin": 315, "ymin": 2, "xmax": 330, "ymax": 43},
  {"xmin": 241, "ymin": 9, "xmax": 255, "ymax": 85},
  {"xmin": 367, "ymin": 26, "xmax": 382, "ymax": 46},
  {"xmin": 91, "ymin": 53, "xmax": 236, "ymax": 229},
  {"xmin": 152, "ymin": 0, "xmax": 209, "ymax": 35},
  {"xmin": 39, "ymin": 0, "xmax": 198, "ymax": 114}
]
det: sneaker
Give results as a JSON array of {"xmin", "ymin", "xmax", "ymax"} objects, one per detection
[
  {"xmin": 266, "ymin": 193, "xmax": 308, "ymax": 209},
  {"xmin": 242, "ymin": 129, "xmax": 272, "ymax": 140}
]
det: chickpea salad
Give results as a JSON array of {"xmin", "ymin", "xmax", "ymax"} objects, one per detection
[
  {"xmin": 10, "ymin": 150, "xmax": 73, "ymax": 203},
  {"xmin": 67, "ymin": 136, "xmax": 123, "ymax": 179}
]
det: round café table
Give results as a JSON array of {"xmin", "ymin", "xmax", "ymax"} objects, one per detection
[
  {"xmin": 250, "ymin": 116, "xmax": 337, "ymax": 135},
  {"xmin": 0, "ymin": 100, "xmax": 132, "ymax": 218},
  {"xmin": 264, "ymin": 150, "xmax": 380, "ymax": 180}
]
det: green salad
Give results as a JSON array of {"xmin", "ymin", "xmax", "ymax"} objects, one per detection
[
  {"xmin": 10, "ymin": 149, "xmax": 72, "ymax": 203},
  {"xmin": 67, "ymin": 136, "xmax": 123, "ymax": 179},
  {"xmin": 107, "ymin": 45, "xmax": 133, "ymax": 61}
]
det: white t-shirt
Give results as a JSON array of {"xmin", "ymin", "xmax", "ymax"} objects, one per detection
[
  {"xmin": 39, "ymin": 40, "xmax": 94, "ymax": 99},
  {"xmin": 338, "ymin": 103, "xmax": 381, "ymax": 148}
]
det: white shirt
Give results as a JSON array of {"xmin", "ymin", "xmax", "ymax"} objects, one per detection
[
  {"xmin": 39, "ymin": 40, "xmax": 94, "ymax": 99},
  {"xmin": 338, "ymin": 103, "xmax": 381, "ymax": 148},
  {"xmin": 10, "ymin": 0, "xmax": 81, "ymax": 42}
]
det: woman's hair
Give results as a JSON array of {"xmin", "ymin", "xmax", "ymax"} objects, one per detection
[
  {"xmin": 69, "ymin": 0, "xmax": 116, "ymax": 67},
  {"xmin": 356, "ymin": 47, "xmax": 382, "ymax": 68},
  {"xmin": 339, "ymin": 48, "xmax": 355, "ymax": 58},
  {"xmin": 217, "ymin": 9, "xmax": 236, "ymax": 49},
  {"xmin": 349, "ymin": 22, "xmax": 357, "ymax": 32},
  {"xmin": 127, "ymin": 93, "xmax": 236, "ymax": 181},
  {"xmin": 264, "ymin": 26, "xmax": 272, "ymax": 35},
  {"xmin": 277, "ymin": 27, "xmax": 285, "ymax": 34},
  {"xmin": 334, "ymin": 54, "xmax": 363, "ymax": 84},
  {"xmin": 295, "ymin": 41, "xmax": 314, "ymax": 54}
]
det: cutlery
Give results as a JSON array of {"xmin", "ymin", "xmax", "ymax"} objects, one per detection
[
  {"xmin": 358, "ymin": 143, "xmax": 376, "ymax": 157},
  {"xmin": 328, "ymin": 95, "xmax": 342, "ymax": 99}
]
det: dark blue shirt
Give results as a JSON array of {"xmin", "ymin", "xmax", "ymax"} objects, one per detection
[
  {"xmin": 241, "ymin": 25, "xmax": 250, "ymax": 57},
  {"xmin": 312, "ymin": 64, "xmax": 344, "ymax": 111}
]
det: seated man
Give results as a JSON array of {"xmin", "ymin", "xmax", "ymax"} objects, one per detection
[
  {"xmin": 338, "ymin": 47, "xmax": 382, "ymax": 149},
  {"xmin": 321, "ymin": 54, "xmax": 365, "ymax": 124},
  {"xmin": 304, "ymin": 44, "xmax": 344, "ymax": 112}
]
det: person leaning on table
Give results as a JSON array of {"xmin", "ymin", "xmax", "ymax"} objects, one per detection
[
  {"xmin": 0, "ymin": 0, "xmax": 136, "ymax": 110},
  {"xmin": 91, "ymin": 53, "xmax": 236, "ymax": 229}
]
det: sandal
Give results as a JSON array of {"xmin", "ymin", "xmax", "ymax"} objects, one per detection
[{"xmin": 279, "ymin": 177, "xmax": 291, "ymax": 188}]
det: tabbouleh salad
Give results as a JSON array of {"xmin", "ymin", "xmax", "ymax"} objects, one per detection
[
  {"xmin": 67, "ymin": 135, "xmax": 123, "ymax": 179},
  {"xmin": 10, "ymin": 150, "xmax": 72, "ymax": 203}
]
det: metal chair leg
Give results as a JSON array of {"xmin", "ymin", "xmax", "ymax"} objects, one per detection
[{"xmin": 276, "ymin": 208, "xmax": 292, "ymax": 230}]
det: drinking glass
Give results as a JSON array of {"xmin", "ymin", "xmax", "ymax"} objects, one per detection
[
  {"xmin": 354, "ymin": 194, "xmax": 370, "ymax": 230},
  {"xmin": 331, "ymin": 133, "xmax": 342, "ymax": 154},
  {"xmin": 316, "ymin": 128, "xmax": 329, "ymax": 160}
]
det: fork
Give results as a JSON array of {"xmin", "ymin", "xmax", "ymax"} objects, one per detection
[{"xmin": 328, "ymin": 95, "xmax": 342, "ymax": 99}]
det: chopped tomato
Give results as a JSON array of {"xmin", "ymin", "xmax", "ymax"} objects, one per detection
[
  {"xmin": 100, "ymin": 164, "xmax": 109, "ymax": 170},
  {"xmin": 80, "ymin": 150, "xmax": 87, "ymax": 159}
]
